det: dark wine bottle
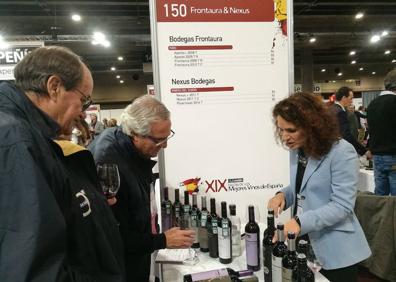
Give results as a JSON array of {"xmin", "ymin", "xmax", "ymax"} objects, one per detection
[
  {"xmin": 218, "ymin": 201, "xmax": 232, "ymax": 264},
  {"xmin": 172, "ymin": 189, "xmax": 182, "ymax": 227},
  {"xmin": 263, "ymin": 208, "xmax": 275, "ymax": 282},
  {"xmin": 282, "ymin": 232, "xmax": 298, "ymax": 282},
  {"xmin": 161, "ymin": 187, "xmax": 172, "ymax": 232},
  {"xmin": 272, "ymin": 224, "xmax": 287, "ymax": 282},
  {"xmin": 180, "ymin": 191, "xmax": 191, "ymax": 229},
  {"xmin": 297, "ymin": 239, "xmax": 308, "ymax": 257},
  {"xmin": 207, "ymin": 198, "xmax": 219, "ymax": 258},
  {"xmin": 183, "ymin": 268, "xmax": 253, "ymax": 282},
  {"xmin": 297, "ymin": 254, "xmax": 315, "ymax": 282},
  {"xmin": 191, "ymin": 192, "xmax": 200, "ymax": 248},
  {"xmin": 245, "ymin": 206, "xmax": 260, "ymax": 271},
  {"xmin": 199, "ymin": 196, "xmax": 209, "ymax": 252}
]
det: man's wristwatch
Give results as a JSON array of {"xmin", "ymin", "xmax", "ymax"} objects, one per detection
[{"xmin": 294, "ymin": 215, "xmax": 301, "ymax": 227}]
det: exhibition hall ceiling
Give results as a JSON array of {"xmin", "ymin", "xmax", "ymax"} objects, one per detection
[{"xmin": 1, "ymin": 0, "xmax": 395, "ymax": 86}]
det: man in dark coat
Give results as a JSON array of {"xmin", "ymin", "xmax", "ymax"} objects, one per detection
[
  {"xmin": 0, "ymin": 46, "xmax": 124, "ymax": 281},
  {"xmin": 89, "ymin": 95, "xmax": 195, "ymax": 282},
  {"xmin": 331, "ymin": 86, "xmax": 371, "ymax": 158}
]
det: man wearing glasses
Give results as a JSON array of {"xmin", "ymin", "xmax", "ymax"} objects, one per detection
[
  {"xmin": 0, "ymin": 46, "xmax": 124, "ymax": 281},
  {"xmin": 89, "ymin": 95, "xmax": 195, "ymax": 282}
]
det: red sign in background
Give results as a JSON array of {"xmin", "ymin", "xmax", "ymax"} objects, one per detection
[{"xmin": 156, "ymin": 0, "xmax": 274, "ymax": 22}]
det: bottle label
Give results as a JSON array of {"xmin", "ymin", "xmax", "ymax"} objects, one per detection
[
  {"xmin": 191, "ymin": 210, "xmax": 197, "ymax": 227},
  {"xmin": 212, "ymin": 218, "xmax": 218, "ymax": 234},
  {"xmin": 184, "ymin": 205, "xmax": 190, "ymax": 213},
  {"xmin": 175, "ymin": 206, "xmax": 180, "ymax": 217},
  {"xmin": 272, "ymin": 255, "xmax": 282, "ymax": 282},
  {"xmin": 198, "ymin": 227, "xmax": 208, "ymax": 248},
  {"xmin": 221, "ymin": 219, "xmax": 229, "ymax": 237},
  {"xmin": 282, "ymin": 267, "xmax": 293, "ymax": 282},
  {"xmin": 218, "ymin": 226, "xmax": 231, "ymax": 259},
  {"xmin": 200, "ymin": 211, "xmax": 207, "ymax": 227},
  {"xmin": 166, "ymin": 202, "xmax": 171, "ymax": 215},
  {"xmin": 245, "ymin": 232, "xmax": 258, "ymax": 266},
  {"xmin": 190, "ymin": 268, "xmax": 228, "ymax": 281}
]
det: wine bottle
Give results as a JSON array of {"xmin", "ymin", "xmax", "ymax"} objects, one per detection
[
  {"xmin": 297, "ymin": 254, "xmax": 315, "ymax": 282},
  {"xmin": 161, "ymin": 187, "xmax": 172, "ymax": 232},
  {"xmin": 191, "ymin": 192, "xmax": 200, "ymax": 248},
  {"xmin": 272, "ymin": 224, "xmax": 287, "ymax": 282},
  {"xmin": 263, "ymin": 209, "xmax": 275, "ymax": 282},
  {"xmin": 282, "ymin": 232, "xmax": 297, "ymax": 282},
  {"xmin": 245, "ymin": 206, "xmax": 260, "ymax": 271},
  {"xmin": 218, "ymin": 201, "xmax": 232, "ymax": 264},
  {"xmin": 208, "ymin": 198, "xmax": 219, "ymax": 258},
  {"xmin": 199, "ymin": 196, "xmax": 209, "ymax": 252},
  {"xmin": 180, "ymin": 190, "xmax": 191, "ymax": 229},
  {"xmin": 297, "ymin": 239, "xmax": 308, "ymax": 257},
  {"xmin": 229, "ymin": 204, "xmax": 241, "ymax": 257},
  {"xmin": 183, "ymin": 268, "xmax": 253, "ymax": 282},
  {"xmin": 172, "ymin": 189, "xmax": 182, "ymax": 227}
]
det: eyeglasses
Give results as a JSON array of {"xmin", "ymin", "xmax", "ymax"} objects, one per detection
[
  {"xmin": 74, "ymin": 88, "xmax": 92, "ymax": 111},
  {"xmin": 144, "ymin": 129, "xmax": 175, "ymax": 146}
]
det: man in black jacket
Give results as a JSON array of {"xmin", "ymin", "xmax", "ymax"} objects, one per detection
[
  {"xmin": 332, "ymin": 86, "xmax": 371, "ymax": 158},
  {"xmin": 0, "ymin": 46, "xmax": 124, "ymax": 281},
  {"xmin": 89, "ymin": 95, "xmax": 195, "ymax": 282},
  {"xmin": 367, "ymin": 69, "xmax": 396, "ymax": 196}
]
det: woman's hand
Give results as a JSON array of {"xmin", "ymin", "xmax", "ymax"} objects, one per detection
[
  {"xmin": 267, "ymin": 192, "xmax": 286, "ymax": 217},
  {"xmin": 284, "ymin": 218, "xmax": 301, "ymax": 237}
]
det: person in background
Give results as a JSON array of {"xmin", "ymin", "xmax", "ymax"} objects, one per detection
[
  {"xmin": 71, "ymin": 116, "xmax": 91, "ymax": 146},
  {"xmin": 346, "ymin": 104, "xmax": 359, "ymax": 139},
  {"xmin": 107, "ymin": 118, "xmax": 118, "ymax": 127},
  {"xmin": 332, "ymin": 86, "xmax": 371, "ymax": 159},
  {"xmin": 90, "ymin": 113, "xmax": 105, "ymax": 138},
  {"xmin": 268, "ymin": 92, "xmax": 371, "ymax": 282},
  {"xmin": 102, "ymin": 118, "xmax": 109, "ymax": 128},
  {"xmin": 0, "ymin": 46, "xmax": 125, "ymax": 281},
  {"xmin": 88, "ymin": 95, "xmax": 194, "ymax": 282},
  {"xmin": 367, "ymin": 69, "xmax": 396, "ymax": 196}
]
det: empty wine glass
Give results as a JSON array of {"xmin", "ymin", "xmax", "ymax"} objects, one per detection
[
  {"xmin": 179, "ymin": 211, "xmax": 199, "ymax": 265},
  {"xmin": 96, "ymin": 163, "xmax": 120, "ymax": 198},
  {"xmin": 306, "ymin": 243, "xmax": 322, "ymax": 273}
]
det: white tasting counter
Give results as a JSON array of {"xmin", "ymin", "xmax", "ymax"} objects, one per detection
[{"xmin": 158, "ymin": 243, "xmax": 329, "ymax": 282}]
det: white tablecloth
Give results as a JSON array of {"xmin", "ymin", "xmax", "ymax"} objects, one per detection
[
  {"xmin": 159, "ymin": 247, "xmax": 329, "ymax": 282},
  {"xmin": 358, "ymin": 168, "xmax": 375, "ymax": 193}
]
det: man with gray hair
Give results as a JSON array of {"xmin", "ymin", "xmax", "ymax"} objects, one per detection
[
  {"xmin": 367, "ymin": 69, "xmax": 396, "ymax": 195},
  {"xmin": 89, "ymin": 95, "xmax": 194, "ymax": 282},
  {"xmin": 0, "ymin": 46, "xmax": 124, "ymax": 281}
]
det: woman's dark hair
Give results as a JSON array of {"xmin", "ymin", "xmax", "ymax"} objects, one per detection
[
  {"xmin": 14, "ymin": 46, "xmax": 83, "ymax": 96},
  {"xmin": 272, "ymin": 92, "xmax": 339, "ymax": 159}
]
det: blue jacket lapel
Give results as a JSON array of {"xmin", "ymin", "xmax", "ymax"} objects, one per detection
[{"xmin": 300, "ymin": 156, "xmax": 326, "ymax": 192}]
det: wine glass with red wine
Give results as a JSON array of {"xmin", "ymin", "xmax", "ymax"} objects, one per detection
[{"xmin": 96, "ymin": 163, "xmax": 120, "ymax": 198}]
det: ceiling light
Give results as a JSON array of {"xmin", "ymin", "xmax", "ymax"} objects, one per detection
[
  {"xmin": 359, "ymin": 67, "xmax": 364, "ymax": 71},
  {"xmin": 332, "ymin": 80, "xmax": 336, "ymax": 83},
  {"xmin": 382, "ymin": 31, "xmax": 389, "ymax": 37},
  {"xmin": 116, "ymin": 75, "xmax": 120, "ymax": 79},
  {"xmin": 71, "ymin": 14, "xmax": 81, "ymax": 22},
  {"xmin": 370, "ymin": 35, "xmax": 381, "ymax": 43},
  {"xmin": 118, "ymin": 56, "xmax": 124, "ymax": 61},
  {"xmin": 92, "ymin": 32, "xmax": 111, "ymax": 48},
  {"xmin": 355, "ymin": 12, "xmax": 364, "ymax": 19},
  {"xmin": 337, "ymin": 72, "xmax": 343, "ymax": 76},
  {"xmin": 110, "ymin": 67, "xmax": 116, "ymax": 71},
  {"xmin": 349, "ymin": 50, "xmax": 356, "ymax": 56},
  {"xmin": 351, "ymin": 60, "xmax": 356, "ymax": 64},
  {"xmin": 120, "ymin": 80, "xmax": 124, "ymax": 84},
  {"xmin": 321, "ymin": 68, "xmax": 326, "ymax": 72},
  {"xmin": 309, "ymin": 37, "xmax": 316, "ymax": 43},
  {"xmin": 392, "ymin": 59, "xmax": 396, "ymax": 63},
  {"xmin": 372, "ymin": 72, "xmax": 376, "ymax": 75},
  {"xmin": 384, "ymin": 50, "xmax": 391, "ymax": 55}
]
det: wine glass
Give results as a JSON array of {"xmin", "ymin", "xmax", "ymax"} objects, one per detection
[
  {"xmin": 306, "ymin": 243, "xmax": 322, "ymax": 273},
  {"xmin": 180, "ymin": 211, "xmax": 199, "ymax": 265},
  {"xmin": 96, "ymin": 163, "xmax": 120, "ymax": 198}
]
